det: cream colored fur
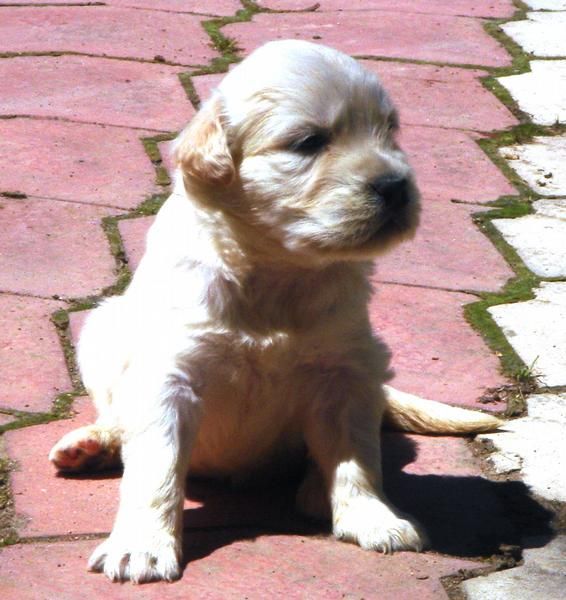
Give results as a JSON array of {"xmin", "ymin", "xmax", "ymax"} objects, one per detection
[{"xmin": 49, "ymin": 40, "xmax": 502, "ymax": 583}]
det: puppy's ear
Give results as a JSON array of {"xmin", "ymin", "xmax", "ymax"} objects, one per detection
[{"xmin": 174, "ymin": 96, "xmax": 235, "ymax": 186}]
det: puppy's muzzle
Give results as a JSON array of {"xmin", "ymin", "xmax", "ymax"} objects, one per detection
[{"xmin": 369, "ymin": 174, "xmax": 411, "ymax": 212}]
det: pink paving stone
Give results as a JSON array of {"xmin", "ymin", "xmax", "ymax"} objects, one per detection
[
  {"xmin": 192, "ymin": 72, "xmax": 224, "ymax": 104},
  {"xmin": 190, "ymin": 64, "xmax": 518, "ymax": 132},
  {"xmin": 401, "ymin": 125, "xmax": 516, "ymax": 202},
  {"xmin": 0, "ymin": 119, "xmax": 157, "ymax": 209},
  {"xmin": 105, "ymin": 0, "xmax": 243, "ymax": 15},
  {"xmin": 0, "ymin": 537, "xmax": 480, "ymax": 599},
  {"xmin": 370, "ymin": 284, "xmax": 507, "ymax": 409},
  {"xmin": 5, "ymin": 398, "xmax": 120, "ymax": 536},
  {"xmin": 0, "ymin": 295, "xmax": 69, "ymax": 413},
  {"xmin": 256, "ymin": 0, "xmax": 516, "ymax": 18},
  {"xmin": 0, "ymin": 6, "xmax": 217, "ymax": 66},
  {"xmin": 0, "ymin": 56, "xmax": 194, "ymax": 131},
  {"xmin": 0, "ymin": 198, "xmax": 116, "ymax": 298},
  {"xmin": 223, "ymin": 12, "xmax": 511, "ymax": 67},
  {"xmin": 119, "ymin": 216, "xmax": 155, "ymax": 270},
  {"xmin": 362, "ymin": 61, "xmax": 518, "ymax": 131},
  {"xmin": 375, "ymin": 200, "xmax": 513, "ymax": 292},
  {"xmin": 5, "ymin": 396, "xmax": 302, "ymax": 537}
]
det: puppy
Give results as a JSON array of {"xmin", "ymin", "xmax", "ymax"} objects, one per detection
[{"xmin": 50, "ymin": 40, "xmax": 502, "ymax": 583}]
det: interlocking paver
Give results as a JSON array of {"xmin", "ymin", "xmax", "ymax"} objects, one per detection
[
  {"xmin": 0, "ymin": 6, "xmax": 217, "ymax": 65},
  {"xmin": 376, "ymin": 200, "xmax": 514, "ymax": 292},
  {"xmin": 369, "ymin": 284, "xmax": 507, "ymax": 409},
  {"xmin": 104, "ymin": 0, "xmax": 243, "ymax": 16},
  {"xmin": 0, "ymin": 294, "xmax": 69, "ymax": 413},
  {"xmin": 502, "ymin": 12, "xmax": 566, "ymax": 58},
  {"xmin": 497, "ymin": 61, "xmax": 566, "ymax": 125},
  {"xmin": 401, "ymin": 126, "xmax": 516, "ymax": 202},
  {"xmin": 0, "ymin": 198, "xmax": 116, "ymax": 298},
  {"xmin": 363, "ymin": 61, "xmax": 517, "ymax": 131},
  {"xmin": 119, "ymin": 216, "xmax": 155, "ymax": 271},
  {"xmin": 488, "ymin": 282, "xmax": 566, "ymax": 387},
  {"xmin": 0, "ymin": 536, "xmax": 480, "ymax": 599},
  {"xmin": 493, "ymin": 200, "xmax": 566, "ymax": 278},
  {"xmin": 256, "ymin": 0, "xmax": 516, "ymax": 18},
  {"xmin": 224, "ymin": 11, "xmax": 511, "ymax": 66},
  {"xmin": 0, "ymin": 56, "xmax": 193, "ymax": 131},
  {"xmin": 190, "ymin": 62, "xmax": 518, "ymax": 132},
  {"xmin": 0, "ymin": 119, "xmax": 157, "ymax": 209},
  {"xmin": 500, "ymin": 135, "xmax": 566, "ymax": 195}
]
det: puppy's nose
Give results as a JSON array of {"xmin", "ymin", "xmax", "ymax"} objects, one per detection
[{"xmin": 369, "ymin": 174, "xmax": 409, "ymax": 210}]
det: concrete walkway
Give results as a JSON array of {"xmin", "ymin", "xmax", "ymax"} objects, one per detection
[{"xmin": 0, "ymin": 1, "xmax": 563, "ymax": 598}]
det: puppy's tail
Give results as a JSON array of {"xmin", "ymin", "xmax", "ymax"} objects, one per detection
[{"xmin": 383, "ymin": 385, "xmax": 504, "ymax": 434}]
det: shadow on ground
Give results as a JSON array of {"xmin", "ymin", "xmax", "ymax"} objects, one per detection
[
  {"xmin": 61, "ymin": 432, "xmax": 554, "ymax": 570},
  {"xmin": 173, "ymin": 432, "xmax": 554, "ymax": 567}
]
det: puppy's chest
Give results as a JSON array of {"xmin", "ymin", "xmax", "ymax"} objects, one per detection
[{"xmin": 193, "ymin": 326, "xmax": 331, "ymax": 402}]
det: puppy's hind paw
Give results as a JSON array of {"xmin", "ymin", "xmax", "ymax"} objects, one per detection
[
  {"xmin": 88, "ymin": 536, "xmax": 181, "ymax": 584},
  {"xmin": 49, "ymin": 425, "xmax": 121, "ymax": 473}
]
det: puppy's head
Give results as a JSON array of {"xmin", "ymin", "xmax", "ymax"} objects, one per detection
[{"xmin": 175, "ymin": 40, "xmax": 420, "ymax": 263}]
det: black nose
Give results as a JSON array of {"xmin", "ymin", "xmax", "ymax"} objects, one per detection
[{"xmin": 369, "ymin": 174, "xmax": 410, "ymax": 209}]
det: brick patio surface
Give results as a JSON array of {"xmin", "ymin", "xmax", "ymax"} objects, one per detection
[{"xmin": 0, "ymin": 1, "xmax": 557, "ymax": 598}]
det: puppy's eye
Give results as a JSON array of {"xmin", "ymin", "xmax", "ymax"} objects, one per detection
[
  {"xmin": 290, "ymin": 133, "xmax": 329, "ymax": 155},
  {"xmin": 387, "ymin": 111, "xmax": 400, "ymax": 134}
]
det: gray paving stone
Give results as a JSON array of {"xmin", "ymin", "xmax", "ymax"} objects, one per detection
[
  {"xmin": 525, "ymin": 0, "xmax": 566, "ymax": 8},
  {"xmin": 492, "ymin": 200, "xmax": 566, "ymax": 278},
  {"xmin": 479, "ymin": 393, "xmax": 566, "ymax": 502},
  {"xmin": 463, "ymin": 536, "xmax": 566, "ymax": 600},
  {"xmin": 488, "ymin": 282, "xmax": 566, "ymax": 387},
  {"xmin": 498, "ymin": 61, "xmax": 566, "ymax": 125},
  {"xmin": 502, "ymin": 12, "xmax": 566, "ymax": 58},
  {"xmin": 499, "ymin": 135, "xmax": 566, "ymax": 196}
]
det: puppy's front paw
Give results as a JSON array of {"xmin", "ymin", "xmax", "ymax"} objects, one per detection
[
  {"xmin": 88, "ymin": 532, "xmax": 181, "ymax": 583},
  {"xmin": 334, "ymin": 497, "xmax": 424, "ymax": 553}
]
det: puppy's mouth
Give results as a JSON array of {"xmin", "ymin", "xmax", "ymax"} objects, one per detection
[{"xmin": 346, "ymin": 175, "xmax": 420, "ymax": 249}]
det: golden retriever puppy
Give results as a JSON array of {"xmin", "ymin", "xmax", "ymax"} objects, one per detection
[{"xmin": 49, "ymin": 40, "xmax": 502, "ymax": 583}]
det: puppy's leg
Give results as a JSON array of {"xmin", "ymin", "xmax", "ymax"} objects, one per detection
[
  {"xmin": 88, "ymin": 361, "xmax": 200, "ymax": 583},
  {"xmin": 304, "ymin": 374, "xmax": 423, "ymax": 552}
]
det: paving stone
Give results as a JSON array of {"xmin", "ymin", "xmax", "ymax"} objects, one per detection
[
  {"xmin": 119, "ymin": 216, "xmax": 155, "ymax": 271},
  {"xmin": 0, "ymin": 198, "xmax": 116, "ymax": 298},
  {"xmin": 0, "ymin": 6, "xmax": 217, "ymax": 66},
  {"xmin": 224, "ymin": 12, "xmax": 511, "ymax": 67},
  {"xmin": 0, "ymin": 536, "xmax": 480, "ymax": 599},
  {"xmin": 499, "ymin": 135, "xmax": 566, "ymax": 196},
  {"xmin": 400, "ymin": 126, "xmax": 516, "ymax": 203},
  {"xmin": 104, "ymin": 0, "xmax": 242, "ymax": 15},
  {"xmin": 376, "ymin": 200, "xmax": 514, "ymax": 292},
  {"xmin": 488, "ymin": 282, "xmax": 566, "ymax": 387},
  {"xmin": 0, "ymin": 295, "xmax": 69, "ymax": 413},
  {"xmin": 463, "ymin": 536, "xmax": 566, "ymax": 600},
  {"xmin": 498, "ymin": 61, "xmax": 566, "ymax": 125},
  {"xmin": 0, "ymin": 56, "xmax": 193, "ymax": 131},
  {"xmin": 371, "ymin": 284, "xmax": 507, "ymax": 410},
  {"xmin": 191, "ymin": 63, "xmax": 517, "ymax": 132},
  {"xmin": 362, "ymin": 61, "xmax": 517, "ymax": 131},
  {"xmin": 502, "ymin": 12, "xmax": 566, "ymax": 58},
  {"xmin": 479, "ymin": 393, "xmax": 566, "ymax": 502},
  {"xmin": 525, "ymin": 0, "xmax": 566, "ymax": 7},
  {"xmin": 256, "ymin": 0, "xmax": 516, "ymax": 18},
  {"xmin": 492, "ymin": 200, "xmax": 566, "ymax": 278},
  {"xmin": 0, "ymin": 119, "xmax": 157, "ymax": 209}
]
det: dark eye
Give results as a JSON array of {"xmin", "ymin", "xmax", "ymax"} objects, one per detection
[
  {"xmin": 290, "ymin": 132, "xmax": 330, "ymax": 155},
  {"xmin": 387, "ymin": 111, "xmax": 400, "ymax": 133}
]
